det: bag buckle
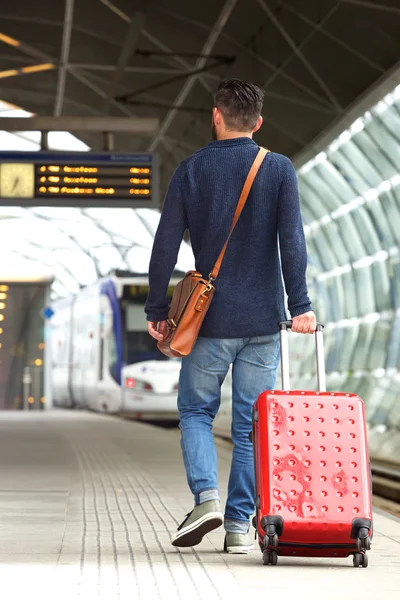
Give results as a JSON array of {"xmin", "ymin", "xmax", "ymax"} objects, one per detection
[{"xmin": 167, "ymin": 318, "xmax": 177, "ymax": 329}]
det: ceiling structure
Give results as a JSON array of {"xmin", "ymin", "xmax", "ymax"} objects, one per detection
[
  {"xmin": 1, "ymin": 0, "xmax": 400, "ymax": 191},
  {"xmin": 0, "ymin": 0, "xmax": 400, "ymax": 297}
]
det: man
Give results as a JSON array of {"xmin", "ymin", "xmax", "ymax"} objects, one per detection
[{"xmin": 145, "ymin": 79, "xmax": 316, "ymax": 554}]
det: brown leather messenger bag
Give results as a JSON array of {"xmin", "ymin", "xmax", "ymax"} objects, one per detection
[{"xmin": 157, "ymin": 146, "xmax": 269, "ymax": 359}]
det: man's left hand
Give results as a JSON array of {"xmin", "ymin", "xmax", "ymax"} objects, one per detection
[{"xmin": 148, "ymin": 320, "xmax": 167, "ymax": 341}]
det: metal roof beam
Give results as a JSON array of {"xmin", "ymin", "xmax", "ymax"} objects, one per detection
[
  {"xmin": 282, "ymin": 2, "xmax": 385, "ymax": 73},
  {"xmin": 258, "ymin": 0, "xmax": 342, "ymax": 112},
  {"xmin": 54, "ymin": 0, "xmax": 74, "ymax": 117},
  {"xmin": 100, "ymin": 0, "xmax": 216, "ymax": 96},
  {"xmin": 105, "ymin": 4, "xmax": 149, "ymax": 113},
  {"xmin": 0, "ymin": 116, "xmax": 158, "ymax": 133},
  {"xmin": 341, "ymin": 0, "xmax": 400, "ymax": 14},
  {"xmin": 147, "ymin": 0, "xmax": 238, "ymax": 152},
  {"xmin": 70, "ymin": 64, "xmax": 188, "ymax": 74},
  {"xmin": 0, "ymin": 30, "xmax": 136, "ymax": 117},
  {"xmin": 292, "ymin": 59, "xmax": 400, "ymax": 169},
  {"xmin": 156, "ymin": 5, "xmax": 334, "ymax": 109}
]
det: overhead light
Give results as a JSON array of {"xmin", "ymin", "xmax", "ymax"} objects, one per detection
[
  {"xmin": 0, "ymin": 315, "xmax": 4, "ymax": 322},
  {"xmin": 375, "ymin": 101, "xmax": 388, "ymax": 114},
  {"xmin": 0, "ymin": 293, "xmax": 6, "ymax": 299},
  {"xmin": 0, "ymin": 32, "xmax": 20, "ymax": 47},
  {"xmin": 0, "ymin": 69, "xmax": 18, "ymax": 79},
  {"xmin": 350, "ymin": 118, "xmax": 364, "ymax": 135},
  {"xmin": 363, "ymin": 312, "xmax": 380, "ymax": 324},
  {"xmin": 38, "ymin": 342, "xmax": 45, "ymax": 350},
  {"xmin": 0, "ymin": 286, "xmax": 8, "ymax": 292},
  {"xmin": 28, "ymin": 396, "xmax": 35, "ymax": 404},
  {"xmin": 0, "ymin": 302, "xmax": 6, "ymax": 309},
  {"xmin": 0, "ymin": 328, "xmax": 2, "ymax": 334},
  {"xmin": 20, "ymin": 63, "xmax": 54, "ymax": 74},
  {"xmin": 34, "ymin": 358, "xmax": 43, "ymax": 366},
  {"xmin": 40, "ymin": 397, "xmax": 46, "ymax": 404}
]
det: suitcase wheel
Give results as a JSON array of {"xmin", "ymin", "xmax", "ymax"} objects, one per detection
[
  {"xmin": 356, "ymin": 532, "xmax": 372, "ymax": 552},
  {"xmin": 263, "ymin": 550, "xmax": 278, "ymax": 566},
  {"xmin": 353, "ymin": 553, "xmax": 368, "ymax": 568},
  {"xmin": 269, "ymin": 533, "xmax": 279, "ymax": 548}
]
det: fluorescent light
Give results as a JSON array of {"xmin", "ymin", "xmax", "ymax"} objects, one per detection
[
  {"xmin": 352, "ymin": 256, "xmax": 374, "ymax": 269},
  {"xmin": 338, "ymin": 130, "xmax": 351, "ymax": 144},
  {"xmin": 363, "ymin": 312, "xmax": 380, "ymax": 324},
  {"xmin": 0, "ymin": 69, "xmax": 18, "ymax": 79},
  {"xmin": 383, "ymin": 93, "xmax": 395, "ymax": 106},
  {"xmin": 315, "ymin": 152, "xmax": 327, "ymax": 164},
  {"xmin": 374, "ymin": 250, "xmax": 389, "ymax": 262},
  {"xmin": 350, "ymin": 118, "xmax": 364, "ymax": 134},
  {"xmin": 21, "ymin": 63, "xmax": 54, "ymax": 74},
  {"xmin": 0, "ymin": 32, "xmax": 20, "ymax": 47},
  {"xmin": 364, "ymin": 189, "xmax": 379, "ymax": 201},
  {"xmin": 373, "ymin": 368, "xmax": 385, "ymax": 378},
  {"xmin": 375, "ymin": 100, "xmax": 388, "ymax": 114},
  {"xmin": 377, "ymin": 180, "xmax": 391, "ymax": 193}
]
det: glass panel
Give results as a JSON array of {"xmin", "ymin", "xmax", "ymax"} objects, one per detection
[
  {"xmin": 353, "ymin": 129, "xmax": 397, "ymax": 180},
  {"xmin": 48, "ymin": 131, "xmax": 90, "ymax": 152},
  {"xmin": 53, "ymin": 249, "xmax": 97, "ymax": 285},
  {"xmin": 0, "ymin": 130, "xmax": 39, "ymax": 151}
]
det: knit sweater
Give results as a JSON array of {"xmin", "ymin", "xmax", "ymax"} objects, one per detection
[{"xmin": 145, "ymin": 137, "xmax": 312, "ymax": 338}]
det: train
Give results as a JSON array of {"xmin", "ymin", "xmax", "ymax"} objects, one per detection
[{"xmin": 49, "ymin": 271, "xmax": 184, "ymax": 420}]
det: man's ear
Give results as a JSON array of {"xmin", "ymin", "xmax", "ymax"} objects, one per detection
[
  {"xmin": 253, "ymin": 115, "xmax": 263, "ymax": 134},
  {"xmin": 213, "ymin": 106, "xmax": 222, "ymax": 126}
]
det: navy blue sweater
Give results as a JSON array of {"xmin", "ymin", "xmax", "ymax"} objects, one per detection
[{"xmin": 145, "ymin": 137, "xmax": 312, "ymax": 338}]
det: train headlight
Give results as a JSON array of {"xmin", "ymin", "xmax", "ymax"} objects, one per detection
[{"xmin": 126, "ymin": 377, "xmax": 136, "ymax": 388}]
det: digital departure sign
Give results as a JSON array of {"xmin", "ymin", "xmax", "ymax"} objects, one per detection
[{"xmin": 0, "ymin": 151, "xmax": 159, "ymax": 208}]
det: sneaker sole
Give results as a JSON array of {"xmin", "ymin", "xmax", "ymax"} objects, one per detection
[
  {"xmin": 226, "ymin": 545, "xmax": 254, "ymax": 554},
  {"xmin": 171, "ymin": 512, "xmax": 224, "ymax": 548}
]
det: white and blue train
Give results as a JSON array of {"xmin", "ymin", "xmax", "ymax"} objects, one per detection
[{"xmin": 48, "ymin": 272, "xmax": 183, "ymax": 420}]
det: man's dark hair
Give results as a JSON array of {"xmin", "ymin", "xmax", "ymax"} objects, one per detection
[{"xmin": 214, "ymin": 79, "xmax": 264, "ymax": 132}]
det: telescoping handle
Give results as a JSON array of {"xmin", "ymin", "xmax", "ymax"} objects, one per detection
[{"xmin": 278, "ymin": 320, "xmax": 326, "ymax": 392}]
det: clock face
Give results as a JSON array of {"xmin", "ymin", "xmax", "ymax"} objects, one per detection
[{"xmin": 0, "ymin": 163, "xmax": 35, "ymax": 198}]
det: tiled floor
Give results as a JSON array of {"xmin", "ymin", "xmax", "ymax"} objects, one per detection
[{"xmin": 0, "ymin": 411, "xmax": 399, "ymax": 600}]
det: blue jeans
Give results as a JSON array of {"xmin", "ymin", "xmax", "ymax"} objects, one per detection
[{"xmin": 177, "ymin": 333, "xmax": 280, "ymax": 533}]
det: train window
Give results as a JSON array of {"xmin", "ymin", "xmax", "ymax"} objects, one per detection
[{"xmin": 120, "ymin": 284, "xmax": 174, "ymax": 365}]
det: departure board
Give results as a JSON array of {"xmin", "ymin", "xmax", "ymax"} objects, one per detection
[{"xmin": 0, "ymin": 151, "xmax": 159, "ymax": 208}]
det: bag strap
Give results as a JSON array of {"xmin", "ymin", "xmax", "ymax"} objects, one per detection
[{"xmin": 209, "ymin": 146, "xmax": 269, "ymax": 281}]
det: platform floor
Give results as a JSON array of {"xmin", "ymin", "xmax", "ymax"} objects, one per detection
[{"xmin": 0, "ymin": 411, "xmax": 399, "ymax": 600}]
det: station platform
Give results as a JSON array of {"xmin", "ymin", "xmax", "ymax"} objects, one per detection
[{"xmin": 0, "ymin": 411, "xmax": 399, "ymax": 600}]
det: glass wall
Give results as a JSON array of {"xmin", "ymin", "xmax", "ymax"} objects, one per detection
[{"xmin": 288, "ymin": 81, "xmax": 400, "ymax": 466}]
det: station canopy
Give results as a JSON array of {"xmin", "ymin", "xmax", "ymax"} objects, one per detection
[
  {"xmin": 0, "ymin": 101, "xmax": 194, "ymax": 298},
  {"xmin": 1, "ymin": 0, "xmax": 400, "ymax": 296}
]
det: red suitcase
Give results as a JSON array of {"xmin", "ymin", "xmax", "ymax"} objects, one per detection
[{"xmin": 252, "ymin": 321, "xmax": 372, "ymax": 567}]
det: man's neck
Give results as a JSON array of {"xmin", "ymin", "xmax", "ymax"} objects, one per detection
[{"xmin": 217, "ymin": 131, "xmax": 253, "ymax": 141}]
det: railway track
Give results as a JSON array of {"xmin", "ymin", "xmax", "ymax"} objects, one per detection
[{"xmin": 371, "ymin": 460, "xmax": 400, "ymax": 518}]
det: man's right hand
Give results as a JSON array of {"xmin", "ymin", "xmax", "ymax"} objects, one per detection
[{"xmin": 291, "ymin": 311, "xmax": 316, "ymax": 334}]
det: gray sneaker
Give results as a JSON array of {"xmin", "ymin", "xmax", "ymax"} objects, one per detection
[
  {"xmin": 171, "ymin": 500, "xmax": 223, "ymax": 548},
  {"xmin": 224, "ymin": 532, "xmax": 254, "ymax": 554}
]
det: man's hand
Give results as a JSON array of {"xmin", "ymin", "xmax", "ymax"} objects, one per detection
[
  {"xmin": 147, "ymin": 320, "xmax": 167, "ymax": 341},
  {"xmin": 291, "ymin": 311, "xmax": 316, "ymax": 334}
]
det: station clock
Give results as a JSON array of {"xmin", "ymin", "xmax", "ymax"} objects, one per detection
[{"xmin": 0, "ymin": 163, "xmax": 35, "ymax": 198}]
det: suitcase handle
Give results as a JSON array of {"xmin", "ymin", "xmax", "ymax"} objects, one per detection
[{"xmin": 278, "ymin": 320, "xmax": 326, "ymax": 392}]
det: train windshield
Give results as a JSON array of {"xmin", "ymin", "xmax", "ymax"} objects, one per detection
[{"xmin": 120, "ymin": 283, "xmax": 175, "ymax": 364}]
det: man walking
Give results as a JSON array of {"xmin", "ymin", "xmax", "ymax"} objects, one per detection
[{"xmin": 145, "ymin": 79, "xmax": 316, "ymax": 553}]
